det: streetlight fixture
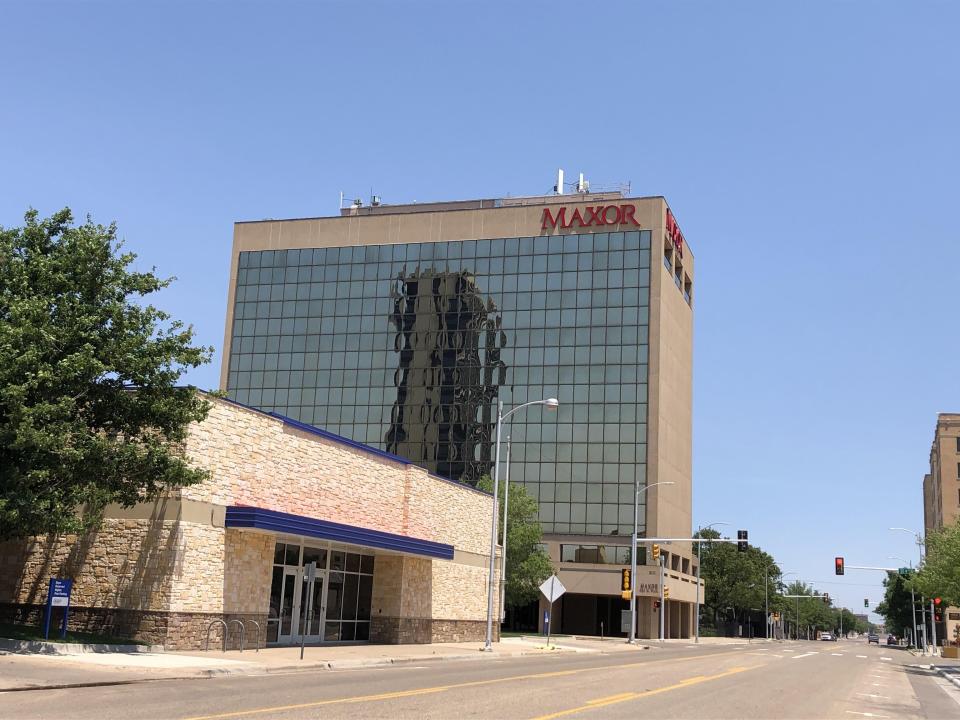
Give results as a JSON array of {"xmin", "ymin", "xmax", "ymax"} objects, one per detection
[
  {"xmin": 627, "ymin": 481, "xmax": 675, "ymax": 644},
  {"xmin": 484, "ymin": 398, "xmax": 559, "ymax": 651},
  {"xmin": 692, "ymin": 521, "xmax": 730, "ymax": 644},
  {"xmin": 889, "ymin": 527, "xmax": 925, "ymax": 564}
]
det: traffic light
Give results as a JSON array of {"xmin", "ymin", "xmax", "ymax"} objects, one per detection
[
  {"xmin": 652, "ymin": 544, "xmax": 660, "ymax": 561},
  {"xmin": 935, "ymin": 597, "xmax": 942, "ymax": 605},
  {"xmin": 864, "ymin": 598, "xmax": 869, "ymax": 608},
  {"xmin": 621, "ymin": 568, "xmax": 632, "ymax": 600},
  {"xmin": 935, "ymin": 608, "xmax": 944, "ymax": 622},
  {"xmin": 737, "ymin": 530, "xmax": 748, "ymax": 552},
  {"xmin": 835, "ymin": 557, "xmax": 845, "ymax": 576},
  {"xmin": 663, "ymin": 586, "xmax": 670, "ymax": 599},
  {"xmin": 653, "ymin": 600, "xmax": 661, "ymax": 609},
  {"xmin": 822, "ymin": 593, "xmax": 830, "ymax": 605}
]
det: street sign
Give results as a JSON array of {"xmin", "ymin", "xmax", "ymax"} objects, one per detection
[
  {"xmin": 539, "ymin": 575, "xmax": 566, "ymax": 604},
  {"xmin": 621, "ymin": 609, "xmax": 632, "ymax": 633},
  {"xmin": 898, "ymin": 567, "xmax": 911, "ymax": 577},
  {"xmin": 44, "ymin": 578, "xmax": 73, "ymax": 640}
]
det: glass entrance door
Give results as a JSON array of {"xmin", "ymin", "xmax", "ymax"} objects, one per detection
[
  {"xmin": 276, "ymin": 567, "xmax": 300, "ymax": 644},
  {"xmin": 295, "ymin": 570, "xmax": 326, "ymax": 643}
]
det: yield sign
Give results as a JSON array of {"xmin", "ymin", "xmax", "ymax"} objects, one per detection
[{"xmin": 539, "ymin": 574, "xmax": 566, "ymax": 604}]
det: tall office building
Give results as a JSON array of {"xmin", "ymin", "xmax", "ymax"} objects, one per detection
[
  {"xmin": 922, "ymin": 414, "xmax": 960, "ymax": 646},
  {"xmin": 222, "ymin": 188, "xmax": 698, "ymax": 638}
]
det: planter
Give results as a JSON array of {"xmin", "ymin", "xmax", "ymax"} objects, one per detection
[{"xmin": 942, "ymin": 645, "xmax": 959, "ymax": 659}]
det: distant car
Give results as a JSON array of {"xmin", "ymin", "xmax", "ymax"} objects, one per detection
[
  {"xmin": 886, "ymin": 635, "xmax": 897, "ymax": 646},
  {"xmin": 867, "ymin": 633, "xmax": 880, "ymax": 644},
  {"xmin": 820, "ymin": 632, "xmax": 833, "ymax": 641}
]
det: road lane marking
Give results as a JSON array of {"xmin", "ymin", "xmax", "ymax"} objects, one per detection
[
  {"xmin": 845, "ymin": 713, "xmax": 887, "ymax": 718},
  {"xmin": 880, "ymin": 657, "xmax": 892, "ymax": 661},
  {"xmin": 857, "ymin": 655, "xmax": 868, "ymax": 658},
  {"xmin": 831, "ymin": 653, "xmax": 844, "ymax": 656},
  {"xmin": 529, "ymin": 666, "xmax": 760, "ymax": 720},
  {"xmin": 791, "ymin": 652, "xmax": 819, "ymax": 659},
  {"xmin": 856, "ymin": 693, "xmax": 890, "ymax": 699},
  {"xmin": 183, "ymin": 648, "xmax": 762, "ymax": 720},
  {"xmin": 586, "ymin": 692, "xmax": 634, "ymax": 705}
]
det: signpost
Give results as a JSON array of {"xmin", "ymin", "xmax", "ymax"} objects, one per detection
[
  {"xmin": 300, "ymin": 561, "xmax": 316, "ymax": 660},
  {"xmin": 43, "ymin": 578, "xmax": 72, "ymax": 640},
  {"xmin": 539, "ymin": 575, "xmax": 566, "ymax": 647}
]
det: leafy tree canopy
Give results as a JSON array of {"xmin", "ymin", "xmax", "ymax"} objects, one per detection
[
  {"xmin": 0, "ymin": 209, "xmax": 212, "ymax": 539},
  {"xmin": 477, "ymin": 475, "xmax": 552, "ymax": 607},
  {"xmin": 875, "ymin": 572, "xmax": 915, "ymax": 636},
  {"xmin": 912, "ymin": 520, "xmax": 960, "ymax": 607},
  {"xmin": 696, "ymin": 527, "xmax": 782, "ymax": 624}
]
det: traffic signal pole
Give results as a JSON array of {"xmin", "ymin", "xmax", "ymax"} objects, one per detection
[
  {"xmin": 930, "ymin": 599, "xmax": 938, "ymax": 655},
  {"xmin": 659, "ymin": 555, "xmax": 665, "ymax": 644}
]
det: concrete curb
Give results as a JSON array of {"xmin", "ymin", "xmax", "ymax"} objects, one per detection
[
  {"xmin": 935, "ymin": 666, "xmax": 960, "ymax": 689},
  {"xmin": 0, "ymin": 638, "xmax": 164, "ymax": 655},
  {"xmin": 0, "ymin": 646, "xmax": 574, "ymax": 691}
]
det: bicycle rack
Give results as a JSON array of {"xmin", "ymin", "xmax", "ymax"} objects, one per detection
[
  {"xmin": 245, "ymin": 619, "xmax": 262, "ymax": 652},
  {"xmin": 205, "ymin": 620, "xmax": 228, "ymax": 652},
  {"xmin": 228, "ymin": 619, "xmax": 245, "ymax": 652}
]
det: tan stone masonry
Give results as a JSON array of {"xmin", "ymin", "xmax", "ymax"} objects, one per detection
[{"xmin": 0, "ymin": 397, "xmax": 495, "ymax": 648}]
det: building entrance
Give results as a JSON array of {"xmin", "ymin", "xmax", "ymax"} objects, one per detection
[{"xmin": 267, "ymin": 539, "xmax": 375, "ymax": 644}]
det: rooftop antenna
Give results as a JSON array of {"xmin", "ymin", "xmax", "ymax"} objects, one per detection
[
  {"xmin": 576, "ymin": 172, "xmax": 589, "ymax": 193},
  {"xmin": 554, "ymin": 169, "xmax": 564, "ymax": 195}
]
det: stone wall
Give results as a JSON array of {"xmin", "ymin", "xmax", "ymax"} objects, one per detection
[
  {"xmin": 432, "ymin": 556, "xmax": 492, "ymax": 621},
  {"xmin": 0, "ymin": 518, "xmax": 185, "ymax": 612},
  {"xmin": 223, "ymin": 529, "xmax": 273, "ymax": 615},
  {"xmin": 181, "ymin": 400, "xmax": 492, "ymax": 555}
]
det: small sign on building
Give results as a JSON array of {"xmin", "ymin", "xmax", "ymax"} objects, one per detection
[{"xmin": 44, "ymin": 578, "xmax": 73, "ymax": 640}]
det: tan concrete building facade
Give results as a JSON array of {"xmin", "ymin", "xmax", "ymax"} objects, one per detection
[
  {"xmin": 0, "ymin": 397, "xmax": 495, "ymax": 648},
  {"xmin": 220, "ymin": 190, "xmax": 699, "ymax": 639},
  {"xmin": 922, "ymin": 413, "xmax": 960, "ymax": 645}
]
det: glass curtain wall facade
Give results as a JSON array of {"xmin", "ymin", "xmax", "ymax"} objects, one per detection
[{"xmin": 227, "ymin": 230, "xmax": 651, "ymax": 535}]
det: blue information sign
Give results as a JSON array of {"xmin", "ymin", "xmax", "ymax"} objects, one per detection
[{"xmin": 44, "ymin": 578, "xmax": 73, "ymax": 640}]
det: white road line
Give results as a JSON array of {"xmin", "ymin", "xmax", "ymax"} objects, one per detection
[
  {"xmin": 855, "ymin": 693, "xmax": 890, "ymax": 699},
  {"xmin": 856, "ymin": 654, "xmax": 868, "ymax": 658},
  {"xmin": 831, "ymin": 652, "xmax": 844, "ymax": 656},
  {"xmin": 880, "ymin": 657, "xmax": 892, "ymax": 661},
  {"xmin": 845, "ymin": 712, "xmax": 887, "ymax": 718},
  {"xmin": 792, "ymin": 652, "xmax": 819, "ymax": 659}
]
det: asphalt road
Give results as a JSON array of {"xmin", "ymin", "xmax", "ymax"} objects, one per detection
[{"xmin": 4, "ymin": 641, "xmax": 960, "ymax": 719}]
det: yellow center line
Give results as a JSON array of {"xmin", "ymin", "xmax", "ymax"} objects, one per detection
[
  {"xmin": 182, "ymin": 648, "xmax": 760, "ymax": 720},
  {"xmin": 529, "ymin": 665, "xmax": 760, "ymax": 720}
]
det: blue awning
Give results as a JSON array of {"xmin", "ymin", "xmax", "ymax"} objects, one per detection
[{"xmin": 224, "ymin": 506, "xmax": 454, "ymax": 560}]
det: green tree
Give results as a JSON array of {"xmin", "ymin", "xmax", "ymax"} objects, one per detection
[
  {"xmin": 912, "ymin": 520, "xmax": 960, "ymax": 607},
  {"xmin": 477, "ymin": 475, "xmax": 552, "ymax": 607},
  {"xmin": 696, "ymin": 527, "xmax": 781, "ymax": 626},
  {"xmin": 875, "ymin": 572, "xmax": 914, "ymax": 637},
  {"xmin": 0, "ymin": 209, "xmax": 213, "ymax": 539}
]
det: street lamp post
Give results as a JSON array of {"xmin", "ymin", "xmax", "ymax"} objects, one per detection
[
  {"xmin": 497, "ymin": 437, "xmax": 511, "ymax": 624},
  {"xmin": 693, "ymin": 521, "xmax": 729, "ymax": 644},
  {"xmin": 484, "ymin": 398, "xmax": 559, "ymax": 652},
  {"xmin": 627, "ymin": 481, "xmax": 675, "ymax": 644},
  {"xmin": 888, "ymin": 555, "xmax": 916, "ymax": 648},
  {"xmin": 767, "ymin": 570, "xmax": 796, "ymax": 641},
  {"xmin": 889, "ymin": 529, "xmax": 925, "ymax": 653}
]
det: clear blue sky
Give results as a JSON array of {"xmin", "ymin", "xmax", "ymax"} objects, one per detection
[{"xmin": 3, "ymin": 1, "xmax": 958, "ymax": 621}]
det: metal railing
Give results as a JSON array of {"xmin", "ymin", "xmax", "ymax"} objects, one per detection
[
  {"xmin": 205, "ymin": 618, "xmax": 262, "ymax": 652},
  {"xmin": 205, "ymin": 620, "xmax": 228, "ymax": 652}
]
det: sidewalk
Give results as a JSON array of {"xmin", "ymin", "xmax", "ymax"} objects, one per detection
[{"xmin": 0, "ymin": 635, "xmax": 659, "ymax": 691}]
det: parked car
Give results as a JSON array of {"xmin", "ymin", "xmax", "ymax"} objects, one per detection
[
  {"xmin": 820, "ymin": 632, "xmax": 833, "ymax": 641},
  {"xmin": 886, "ymin": 635, "xmax": 897, "ymax": 646},
  {"xmin": 868, "ymin": 633, "xmax": 880, "ymax": 644}
]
